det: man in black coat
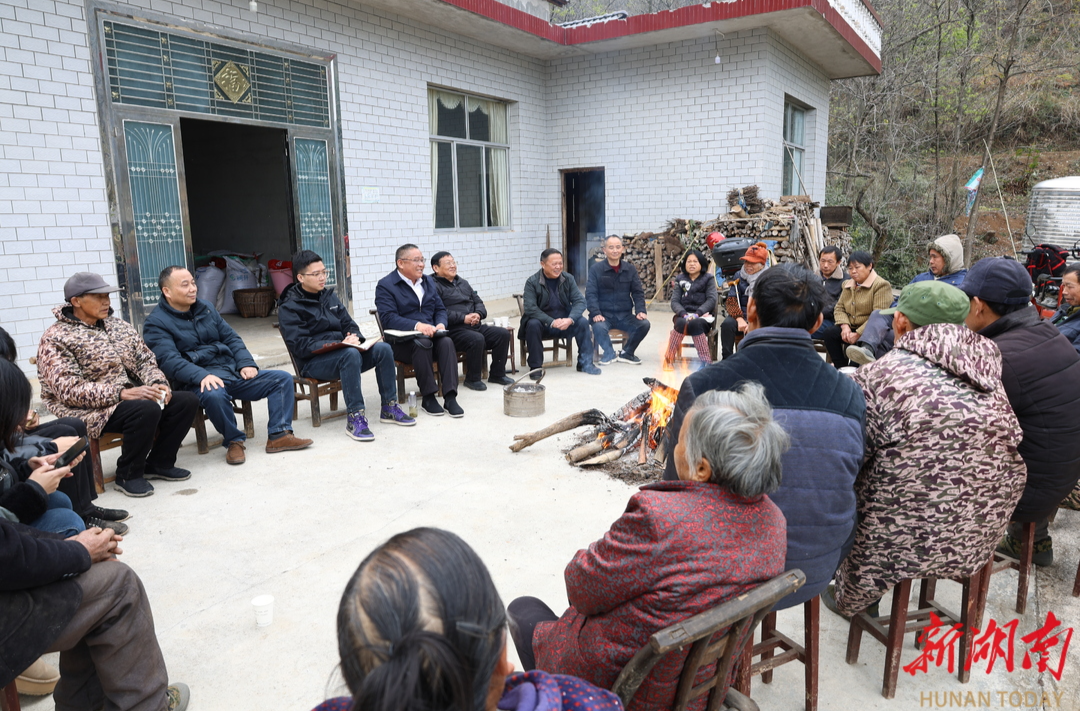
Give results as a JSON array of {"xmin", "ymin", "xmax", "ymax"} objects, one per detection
[
  {"xmin": 279, "ymin": 251, "xmax": 414, "ymax": 441},
  {"xmin": 962, "ymin": 257, "xmax": 1080, "ymax": 566},
  {"xmin": 664, "ymin": 265, "xmax": 866, "ymax": 609},
  {"xmin": 431, "ymin": 251, "xmax": 514, "ymax": 391},
  {"xmin": 375, "ymin": 244, "xmax": 463, "ymax": 417},
  {"xmin": 0, "ymin": 518, "xmax": 189, "ymax": 710}
]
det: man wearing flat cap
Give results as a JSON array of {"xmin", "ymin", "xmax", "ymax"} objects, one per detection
[
  {"xmin": 962, "ymin": 256, "xmax": 1080, "ymax": 567},
  {"xmin": 825, "ymin": 280, "xmax": 1026, "ymax": 617},
  {"xmin": 37, "ymin": 272, "xmax": 199, "ymax": 498}
]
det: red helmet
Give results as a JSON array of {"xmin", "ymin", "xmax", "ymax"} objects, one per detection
[{"xmin": 706, "ymin": 232, "xmax": 726, "ymax": 249}]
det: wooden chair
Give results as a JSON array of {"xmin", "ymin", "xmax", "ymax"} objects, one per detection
[
  {"xmin": 369, "ymin": 309, "xmax": 466, "ymax": 401},
  {"xmin": 192, "ymin": 399, "xmax": 254, "ymax": 454},
  {"xmin": 987, "ymin": 521, "xmax": 1035, "ymax": 614},
  {"xmin": 611, "ymin": 570, "xmax": 806, "ymax": 711},
  {"xmin": 89, "ymin": 432, "xmax": 124, "ymax": 493},
  {"xmin": 845, "ymin": 558, "xmax": 992, "ymax": 699},
  {"xmin": 513, "ymin": 294, "xmax": 574, "ymax": 369},
  {"xmin": 1, "ymin": 681, "xmax": 19, "ymax": 711},
  {"xmin": 274, "ymin": 324, "xmax": 346, "ymax": 427},
  {"xmin": 734, "ymin": 597, "xmax": 819, "ymax": 711}
]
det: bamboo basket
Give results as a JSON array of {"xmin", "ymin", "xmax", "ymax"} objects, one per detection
[{"xmin": 233, "ymin": 287, "xmax": 276, "ymax": 318}]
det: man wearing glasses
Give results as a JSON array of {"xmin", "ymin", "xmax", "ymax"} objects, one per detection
[
  {"xmin": 278, "ymin": 250, "xmax": 415, "ymax": 442},
  {"xmin": 374, "ymin": 244, "xmax": 463, "ymax": 417}
]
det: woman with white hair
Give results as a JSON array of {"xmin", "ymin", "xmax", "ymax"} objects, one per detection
[{"xmin": 508, "ymin": 383, "xmax": 789, "ymax": 711}]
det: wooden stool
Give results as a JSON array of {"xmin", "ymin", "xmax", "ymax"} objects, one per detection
[
  {"xmin": 846, "ymin": 559, "xmax": 991, "ymax": 699},
  {"xmin": 1, "ymin": 681, "xmax": 19, "ymax": 711},
  {"xmin": 989, "ymin": 521, "xmax": 1035, "ymax": 614},
  {"xmin": 89, "ymin": 432, "xmax": 124, "ymax": 494},
  {"xmin": 513, "ymin": 294, "xmax": 574, "ymax": 369},
  {"xmin": 593, "ymin": 328, "xmax": 627, "ymax": 362},
  {"xmin": 192, "ymin": 400, "xmax": 254, "ymax": 454},
  {"xmin": 735, "ymin": 596, "xmax": 819, "ymax": 711}
]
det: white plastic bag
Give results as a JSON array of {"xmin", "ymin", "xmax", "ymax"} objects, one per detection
[
  {"xmin": 220, "ymin": 256, "xmax": 258, "ymax": 314},
  {"xmin": 194, "ymin": 265, "xmax": 226, "ymax": 311}
]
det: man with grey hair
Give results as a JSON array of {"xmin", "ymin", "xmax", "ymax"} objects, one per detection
[
  {"xmin": 665, "ymin": 264, "xmax": 865, "ymax": 611},
  {"xmin": 586, "ymin": 235, "xmax": 650, "ymax": 365}
]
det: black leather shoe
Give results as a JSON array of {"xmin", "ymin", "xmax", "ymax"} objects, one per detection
[
  {"xmin": 88, "ymin": 505, "xmax": 130, "ymax": 522},
  {"xmin": 463, "ymin": 379, "xmax": 487, "ymax": 391},
  {"xmin": 488, "ymin": 375, "xmax": 515, "ymax": 386}
]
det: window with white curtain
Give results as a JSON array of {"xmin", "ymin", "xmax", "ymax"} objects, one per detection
[
  {"xmin": 429, "ymin": 89, "xmax": 510, "ymax": 230},
  {"xmin": 782, "ymin": 101, "xmax": 806, "ymax": 196}
]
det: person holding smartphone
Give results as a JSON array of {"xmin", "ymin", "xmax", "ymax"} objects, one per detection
[
  {"xmin": 0, "ymin": 326, "xmax": 129, "ymax": 534},
  {"xmin": 0, "ymin": 360, "xmax": 86, "ymax": 537}
]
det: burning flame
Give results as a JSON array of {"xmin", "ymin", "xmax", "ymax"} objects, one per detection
[{"xmin": 649, "ymin": 387, "xmax": 676, "ymax": 429}]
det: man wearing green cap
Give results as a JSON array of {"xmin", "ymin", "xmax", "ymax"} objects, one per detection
[{"xmin": 825, "ymin": 280, "xmax": 1027, "ymax": 617}]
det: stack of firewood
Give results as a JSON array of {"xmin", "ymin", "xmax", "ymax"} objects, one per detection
[{"xmin": 587, "ymin": 187, "xmax": 853, "ymax": 301}]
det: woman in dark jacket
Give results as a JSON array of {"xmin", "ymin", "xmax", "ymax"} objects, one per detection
[
  {"xmin": 0, "ymin": 360, "xmax": 85, "ymax": 537},
  {"xmin": 1051, "ymin": 263, "xmax": 1080, "ymax": 354},
  {"xmin": 507, "ymin": 384, "xmax": 788, "ymax": 711},
  {"xmin": 663, "ymin": 250, "xmax": 717, "ymax": 370}
]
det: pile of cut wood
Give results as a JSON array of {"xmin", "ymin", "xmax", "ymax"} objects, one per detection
[{"xmin": 587, "ymin": 187, "xmax": 852, "ymax": 302}]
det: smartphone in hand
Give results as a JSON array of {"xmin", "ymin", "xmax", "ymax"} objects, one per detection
[{"xmin": 55, "ymin": 437, "xmax": 88, "ymax": 468}]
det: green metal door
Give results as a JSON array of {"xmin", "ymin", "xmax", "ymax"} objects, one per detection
[
  {"xmin": 293, "ymin": 137, "xmax": 337, "ymax": 287},
  {"xmin": 122, "ymin": 120, "xmax": 189, "ymax": 310}
]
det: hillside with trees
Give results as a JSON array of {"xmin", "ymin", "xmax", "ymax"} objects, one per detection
[{"xmin": 553, "ymin": 0, "xmax": 1080, "ymax": 283}]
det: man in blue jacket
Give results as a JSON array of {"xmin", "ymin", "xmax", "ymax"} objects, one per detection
[
  {"xmin": 665, "ymin": 264, "xmax": 866, "ymax": 611},
  {"xmin": 144, "ymin": 266, "xmax": 313, "ymax": 465},
  {"xmin": 586, "ymin": 236, "xmax": 650, "ymax": 365},
  {"xmin": 375, "ymin": 244, "xmax": 463, "ymax": 417},
  {"xmin": 278, "ymin": 251, "xmax": 414, "ymax": 442}
]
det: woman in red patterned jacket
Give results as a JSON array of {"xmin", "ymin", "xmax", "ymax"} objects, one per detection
[{"xmin": 508, "ymin": 384, "xmax": 789, "ymax": 711}]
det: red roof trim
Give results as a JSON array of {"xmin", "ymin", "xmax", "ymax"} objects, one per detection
[{"xmin": 438, "ymin": 0, "xmax": 881, "ymax": 72}]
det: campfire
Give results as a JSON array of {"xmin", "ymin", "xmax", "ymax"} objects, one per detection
[{"xmin": 509, "ymin": 378, "xmax": 680, "ymax": 473}]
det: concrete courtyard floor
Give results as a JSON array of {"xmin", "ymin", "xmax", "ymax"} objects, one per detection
[{"xmin": 21, "ymin": 304, "xmax": 1080, "ymax": 711}]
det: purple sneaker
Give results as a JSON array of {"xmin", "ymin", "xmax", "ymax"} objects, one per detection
[
  {"xmin": 346, "ymin": 411, "xmax": 375, "ymax": 441},
  {"xmin": 380, "ymin": 401, "xmax": 416, "ymax": 426}
]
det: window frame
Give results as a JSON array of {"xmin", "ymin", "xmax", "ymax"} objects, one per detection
[
  {"xmin": 429, "ymin": 89, "xmax": 512, "ymax": 232},
  {"xmin": 782, "ymin": 101, "xmax": 807, "ymax": 196}
]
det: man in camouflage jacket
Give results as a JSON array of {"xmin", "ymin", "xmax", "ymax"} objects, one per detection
[
  {"xmin": 833, "ymin": 281, "xmax": 1026, "ymax": 614},
  {"xmin": 36, "ymin": 273, "xmax": 198, "ymax": 498}
]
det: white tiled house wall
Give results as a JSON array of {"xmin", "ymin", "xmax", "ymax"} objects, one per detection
[
  {"xmin": 1, "ymin": 0, "xmax": 832, "ymax": 374},
  {"xmin": 0, "ymin": 0, "xmax": 556, "ymax": 373},
  {"xmin": 545, "ymin": 28, "xmax": 831, "ymax": 236}
]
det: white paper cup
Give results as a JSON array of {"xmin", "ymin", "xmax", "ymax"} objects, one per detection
[
  {"xmin": 252, "ymin": 595, "xmax": 274, "ymax": 626},
  {"xmin": 839, "ymin": 366, "xmax": 858, "ymax": 376}
]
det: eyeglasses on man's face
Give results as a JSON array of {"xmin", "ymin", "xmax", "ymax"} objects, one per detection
[
  {"xmin": 301, "ymin": 269, "xmax": 328, "ymax": 278},
  {"xmin": 399, "ymin": 257, "xmax": 425, "ymax": 264}
]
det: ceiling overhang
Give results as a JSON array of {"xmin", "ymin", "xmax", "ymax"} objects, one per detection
[{"xmin": 354, "ymin": 0, "xmax": 881, "ymax": 79}]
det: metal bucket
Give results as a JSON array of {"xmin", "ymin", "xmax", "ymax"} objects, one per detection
[{"xmin": 504, "ymin": 369, "xmax": 545, "ymax": 417}]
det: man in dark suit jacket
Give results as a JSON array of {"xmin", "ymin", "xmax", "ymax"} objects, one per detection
[{"xmin": 375, "ymin": 244, "xmax": 462, "ymax": 417}]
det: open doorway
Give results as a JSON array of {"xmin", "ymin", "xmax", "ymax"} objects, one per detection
[
  {"xmin": 180, "ymin": 118, "xmax": 295, "ymax": 264},
  {"xmin": 563, "ymin": 169, "xmax": 605, "ymax": 287}
]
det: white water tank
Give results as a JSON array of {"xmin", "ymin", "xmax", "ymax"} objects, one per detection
[{"xmin": 1024, "ymin": 176, "xmax": 1080, "ymax": 251}]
